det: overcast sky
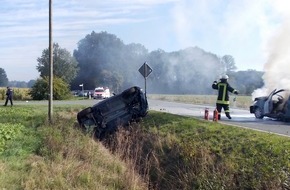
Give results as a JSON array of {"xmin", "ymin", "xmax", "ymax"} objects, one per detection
[{"xmin": 0, "ymin": 0, "xmax": 289, "ymax": 82}]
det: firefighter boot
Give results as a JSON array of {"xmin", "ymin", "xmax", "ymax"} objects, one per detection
[{"xmin": 226, "ymin": 112, "xmax": 231, "ymax": 119}]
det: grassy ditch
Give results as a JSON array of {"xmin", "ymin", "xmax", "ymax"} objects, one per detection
[
  {"xmin": 108, "ymin": 111, "xmax": 290, "ymax": 190},
  {"xmin": 0, "ymin": 104, "xmax": 289, "ymax": 189},
  {"xmin": 0, "ymin": 105, "xmax": 146, "ymax": 190}
]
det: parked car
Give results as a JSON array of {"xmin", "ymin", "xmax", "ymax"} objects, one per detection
[
  {"xmin": 250, "ymin": 89, "xmax": 290, "ymax": 121},
  {"xmin": 79, "ymin": 90, "xmax": 89, "ymax": 97},
  {"xmin": 77, "ymin": 86, "xmax": 148, "ymax": 139},
  {"xmin": 71, "ymin": 90, "xmax": 79, "ymax": 96}
]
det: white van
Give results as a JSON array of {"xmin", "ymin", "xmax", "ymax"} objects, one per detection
[{"xmin": 93, "ymin": 87, "xmax": 110, "ymax": 99}]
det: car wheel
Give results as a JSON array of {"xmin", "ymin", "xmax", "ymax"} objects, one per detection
[
  {"xmin": 78, "ymin": 107, "xmax": 92, "ymax": 118},
  {"xmin": 254, "ymin": 107, "xmax": 264, "ymax": 119},
  {"xmin": 77, "ymin": 107, "xmax": 93, "ymax": 127},
  {"xmin": 122, "ymin": 87, "xmax": 136, "ymax": 99}
]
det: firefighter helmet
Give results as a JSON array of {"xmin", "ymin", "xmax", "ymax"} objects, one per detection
[{"xmin": 221, "ymin": 74, "xmax": 229, "ymax": 79}]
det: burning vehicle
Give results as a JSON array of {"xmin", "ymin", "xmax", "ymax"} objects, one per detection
[
  {"xmin": 77, "ymin": 86, "xmax": 148, "ymax": 139},
  {"xmin": 250, "ymin": 89, "xmax": 290, "ymax": 121}
]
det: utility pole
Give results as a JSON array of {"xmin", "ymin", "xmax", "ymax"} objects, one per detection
[{"xmin": 48, "ymin": 0, "xmax": 53, "ymax": 123}]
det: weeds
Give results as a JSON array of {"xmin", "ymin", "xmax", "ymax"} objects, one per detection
[
  {"xmin": 0, "ymin": 104, "xmax": 289, "ymax": 189},
  {"xmin": 0, "ymin": 105, "xmax": 146, "ymax": 189},
  {"xmin": 104, "ymin": 111, "xmax": 290, "ymax": 190}
]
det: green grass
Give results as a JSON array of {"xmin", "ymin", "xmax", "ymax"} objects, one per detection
[
  {"xmin": 148, "ymin": 94, "xmax": 253, "ymax": 109},
  {"xmin": 137, "ymin": 111, "xmax": 290, "ymax": 189},
  {"xmin": 0, "ymin": 104, "xmax": 289, "ymax": 189},
  {"xmin": 0, "ymin": 105, "xmax": 146, "ymax": 190}
]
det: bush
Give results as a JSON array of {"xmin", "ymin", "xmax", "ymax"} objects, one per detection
[
  {"xmin": 29, "ymin": 77, "xmax": 71, "ymax": 100},
  {"xmin": 0, "ymin": 87, "xmax": 32, "ymax": 100},
  {"xmin": 0, "ymin": 88, "xmax": 5, "ymax": 100}
]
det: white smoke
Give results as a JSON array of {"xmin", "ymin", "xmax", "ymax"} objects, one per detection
[
  {"xmin": 170, "ymin": 0, "xmax": 290, "ymax": 98},
  {"xmin": 252, "ymin": 1, "xmax": 290, "ymax": 99}
]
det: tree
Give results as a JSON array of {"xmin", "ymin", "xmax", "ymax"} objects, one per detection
[
  {"xmin": 146, "ymin": 47, "xmax": 224, "ymax": 94},
  {"xmin": 71, "ymin": 31, "xmax": 262, "ymax": 95},
  {"xmin": 100, "ymin": 70, "xmax": 123, "ymax": 93},
  {"xmin": 9, "ymin": 81, "xmax": 28, "ymax": 88},
  {"xmin": 230, "ymin": 70, "xmax": 264, "ymax": 95},
  {"xmin": 27, "ymin": 80, "xmax": 36, "ymax": 88},
  {"xmin": 0, "ymin": 68, "xmax": 8, "ymax": 87},
  {"xmin": 72, "ymin": 31, "xmax": 148, "ymax": 91},
  {"xmin": 36, "ymin": 43, "xmax": 79, "ymax": 84},
  {"xmin": 221, "ymin": 55, "xmax": 237, "ymax": 73},
  {"xmin": 29, "ymin": 76, "xmax": 71, "ymax": 100}
]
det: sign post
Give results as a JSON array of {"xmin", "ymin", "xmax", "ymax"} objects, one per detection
[
  {"xmin": 79, "ymin": 84, "xmax": 84, "ymax": 99},
  {"xmin": 138, "ymin": 62, "xmax": 152, "ymax": 95}
]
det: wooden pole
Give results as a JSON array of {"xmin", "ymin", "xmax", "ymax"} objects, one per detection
[{"xmin": 48, "ymin": 0, "xmax": 53, "ymax": 123}]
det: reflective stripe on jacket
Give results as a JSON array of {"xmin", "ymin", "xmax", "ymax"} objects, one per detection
[{"xmin": 212, "ymin": 80, "xmax": 237, "ymax": 105}]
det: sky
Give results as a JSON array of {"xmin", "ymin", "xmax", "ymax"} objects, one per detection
[{"xmin": 0, "ymin": 0, "xmax": 289, "ymax": 82}]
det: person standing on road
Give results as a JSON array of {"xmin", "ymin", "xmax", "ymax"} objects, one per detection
[
  {"xmin": 4, "ymin": 86, "xmax": 13, "ymax": 106},
  {"xmin": 212, "ymin": 74, "xmax": 238, "ymax": 120}
]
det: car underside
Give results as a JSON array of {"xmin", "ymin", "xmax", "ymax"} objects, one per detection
[{"xmin": 77, "ymin": 86, "xmax": 148, "ymax": 139}]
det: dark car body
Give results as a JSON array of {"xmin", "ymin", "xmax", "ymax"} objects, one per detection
[
  {"xmin": 250, "ymin": 89, "xmax": 290, "ymax": 121},
  {"xmin": 77, "ymin": 86, "xmax": 148, "ymax": 139}
]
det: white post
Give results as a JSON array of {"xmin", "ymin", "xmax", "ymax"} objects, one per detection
[{"xmin": 79, "ymin": 84, "xmax": 84, "ymax": 99}]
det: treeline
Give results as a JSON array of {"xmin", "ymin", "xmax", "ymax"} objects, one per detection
[
  {"xmin": 0, "ymin": 67, "xmax": 35, "ymax": 88},
  {"xmin": 71, "ymin": 31, "xmax": 263, "ymax": 95},
  {"xmin": 1, "ymin": 31, "xmax": 264, "ymax": 96}
]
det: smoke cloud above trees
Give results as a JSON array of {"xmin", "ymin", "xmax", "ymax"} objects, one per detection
[{"xmin": 71, "ymin": 31, "xmax": 262, "ymax": 95}]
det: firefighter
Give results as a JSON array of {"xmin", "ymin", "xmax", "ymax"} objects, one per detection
[{"xmin": 212, "ymin": 74, "xmax": 238, "ymax": 120}]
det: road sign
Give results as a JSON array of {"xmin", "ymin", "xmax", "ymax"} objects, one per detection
[{"xmin": 139, "ymin": 62, "xmax": 152, "ymax": 78}]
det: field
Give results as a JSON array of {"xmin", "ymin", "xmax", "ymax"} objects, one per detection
[
  {"xmin": 0, "ymin": 101, "xmax": 289, "ymax": 189},
  {"xmin": 148, "ymin": 94, "xmax": 253, "ymax": 109}
]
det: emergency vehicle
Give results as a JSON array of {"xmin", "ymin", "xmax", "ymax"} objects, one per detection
[{"xmin": 93, "ymin": 87, "xmax": 110, "ymax": 99}]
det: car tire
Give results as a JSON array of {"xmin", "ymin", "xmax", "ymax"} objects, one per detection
[
  {"xmin": 77, "ymin": 107, "xmax": 93, "ymax": 127},
  {"xmin": 122, "ymin": 87, "xmax": 136, "ymax": 99},
  {"xmin": 78, "ymin": 107, "xmax": 92, "ymax": 118},
  {"xmin": 254, "ymin": 107, "xmax": 264, "ymax": 119}
]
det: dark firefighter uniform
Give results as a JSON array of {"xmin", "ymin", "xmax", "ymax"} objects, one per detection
[{"xmin": 212, "ymin": 75, "xmax": 238, "ymax": 120}]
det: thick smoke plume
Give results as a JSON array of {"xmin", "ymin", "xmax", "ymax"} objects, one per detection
[{"xmin": 252, "ymin": 19, "xmax": 290, "ymax": 99}]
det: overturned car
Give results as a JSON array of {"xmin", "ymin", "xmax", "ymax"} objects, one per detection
[
  {"xmin": 250, "ymin": 89, "xmax": 290, "ymax": 121},
  {"xmin": 77, "ymin": 86, "xmax": 148, "ymax": 139}
]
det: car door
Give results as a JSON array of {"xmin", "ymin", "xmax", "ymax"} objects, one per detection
[
  {"xmin": 263, "ymin": 89, "xmax": 276, "ymax": 115},
  {"xmin": 264, "ymin": 89, "xmax": 285, "ymax": 115}
]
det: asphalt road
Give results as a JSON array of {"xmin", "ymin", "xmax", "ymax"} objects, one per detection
[
  {"xmin": 148, "ymin": 99, "xmax": 290, "ymax": 137},
  {"xmin": 15, "ymin": 98, "xmax": 290, "ymax": 137}
]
